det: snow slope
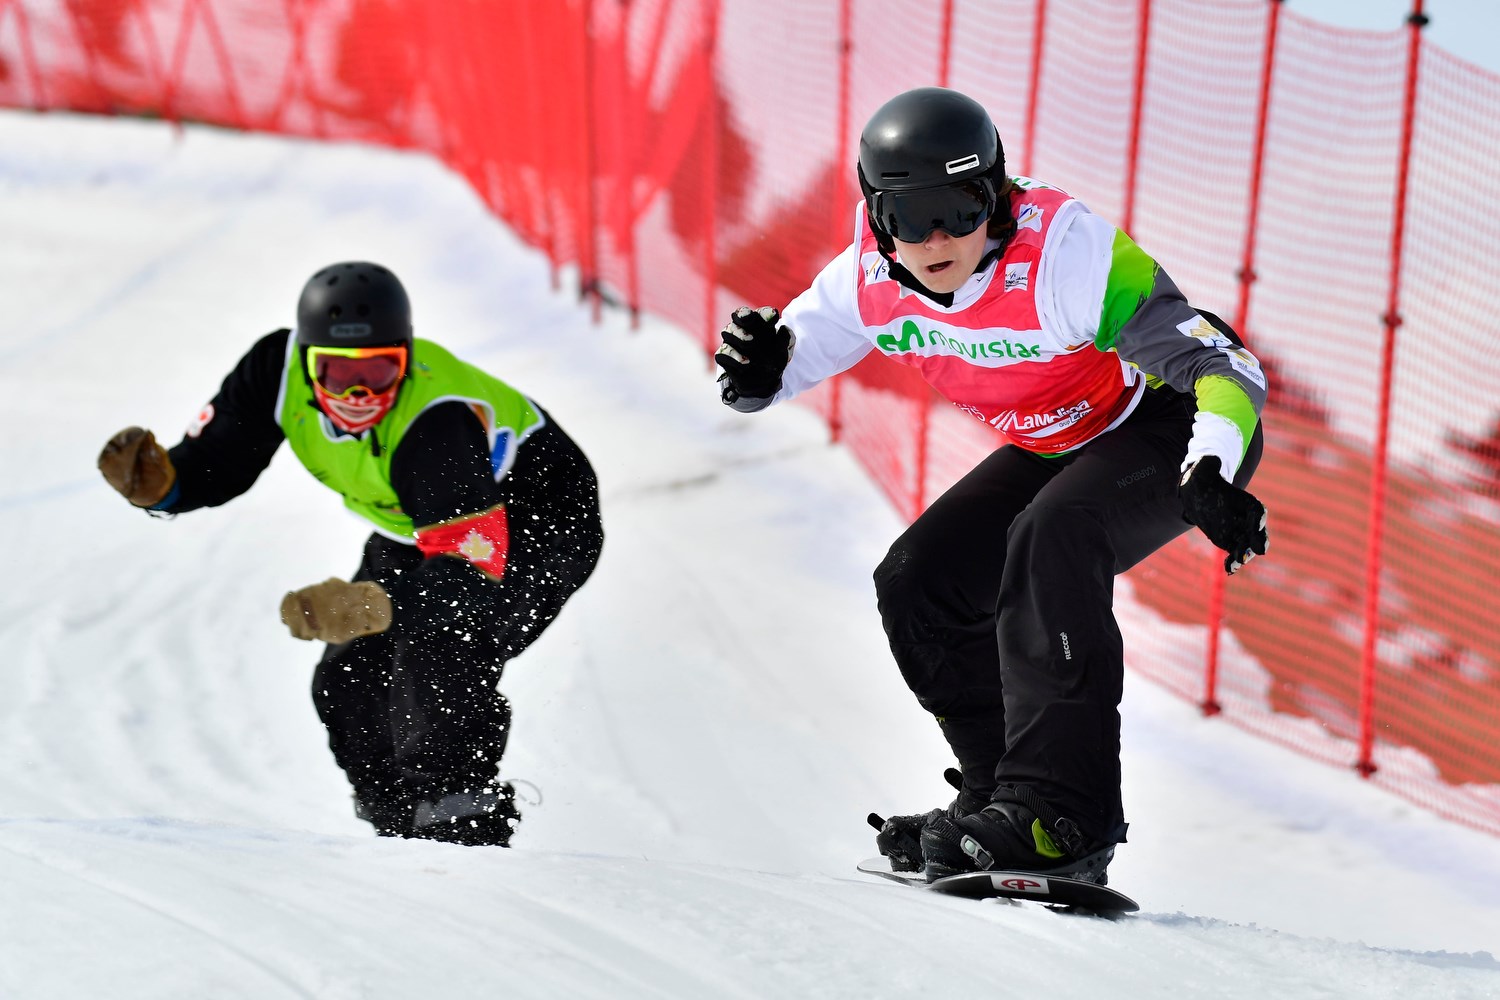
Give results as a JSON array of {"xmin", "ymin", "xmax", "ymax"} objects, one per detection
[{"xmin": 1, "ymin": 110, "xmax": 1497, "ymax": 999}]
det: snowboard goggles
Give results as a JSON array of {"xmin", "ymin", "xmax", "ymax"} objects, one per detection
[
  {"xmin": 870, "ymin": 179, "xmax": 996, "ymax": 243},
  {"xmin": 307, "ymin": 344, "xmax": 409, "ymax": 397}
]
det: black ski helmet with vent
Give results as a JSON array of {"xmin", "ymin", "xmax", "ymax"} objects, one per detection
[
  {"xmin": 295, "ymin": 261, "xmax": 413, "ymax": 349},
  {"xmin": 858, "ymin": 88, "xmax": 1006, "ymax": 243}
]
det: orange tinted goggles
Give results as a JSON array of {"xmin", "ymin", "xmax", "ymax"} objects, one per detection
[{"xmin": 307, "ymin": 344, "xmax": 409, "ymax": 398}]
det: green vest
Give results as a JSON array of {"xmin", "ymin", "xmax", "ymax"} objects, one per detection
[{"xmin": 278, "ymin": 337, "xmax": 542, "ymax": 539}]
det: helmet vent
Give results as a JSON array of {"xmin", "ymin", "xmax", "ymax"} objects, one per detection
[{"xmin": 882, "ymin": 171, "xmax": 910, "ymax": 179}]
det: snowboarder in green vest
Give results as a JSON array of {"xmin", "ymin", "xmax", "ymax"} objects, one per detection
[{"xmin": 98, "ymin": 261, "xmax": 604, "ymax": 846}]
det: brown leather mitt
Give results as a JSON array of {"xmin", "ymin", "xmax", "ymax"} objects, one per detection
[
  {"xmin": 98, "ymin": 426, "xmax": 177, "ymax": 507},
  {"xmin": 280, "ymin": 578, "xmax": 393, "ymax": 644}
]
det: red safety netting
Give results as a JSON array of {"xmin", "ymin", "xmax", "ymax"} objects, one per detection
[{"xmin": 3, "ymin": 0, "xmax": 1497, "ymax": 835}]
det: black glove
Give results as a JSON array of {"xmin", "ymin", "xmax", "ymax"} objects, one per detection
[
  {"xmin": 1180, "ymin": 456, "xmax": 1268, "ymax": 575},
  {"xmin": 715, "ymin": 306, "xmax": 794, "ymax": 405}
]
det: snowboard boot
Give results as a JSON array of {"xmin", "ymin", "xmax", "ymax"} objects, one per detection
[
  {"xmin": 920, "ymin": 790, "xmax": 1115, "ymax": 884},
  {"xmin": 353, "ymin": 793, "xmax": 417, "ymax": 838},
  {"xmin": 352, "ymin": 775, "xmax": 418, "ymax": 838},
  {"xmin": 410, "ymin": 781, "xmax": 520, "ymax": 847},
  {"xmin": 873, "ymin": 768, "xmax": 989, "ymax": 872}
]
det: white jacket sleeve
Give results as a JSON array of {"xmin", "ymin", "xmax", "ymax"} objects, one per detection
[{"xmin": 773, "ymin": 243, "xmax": 876, "ymax": 403}]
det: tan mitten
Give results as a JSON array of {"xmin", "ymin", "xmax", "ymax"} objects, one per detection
[
  {"xmin": 280, "ymin": 578, "xmax": 393, "ymax": 643},
  {"xmin": 98, "ymin": 427, "xmax": 177, "ymax": 507}
]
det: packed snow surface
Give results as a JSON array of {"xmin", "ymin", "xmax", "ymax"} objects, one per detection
[{"xmin": 1, "ymin": 111, "xmax": 1497, "ymax": 999}]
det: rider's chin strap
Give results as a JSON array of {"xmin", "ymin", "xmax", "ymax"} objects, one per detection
[{"xmin": 878, "ymin": 244, "xmax": 1005, "ymax": 309}]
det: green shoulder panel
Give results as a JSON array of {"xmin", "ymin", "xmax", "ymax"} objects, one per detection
[
  {"xmin": 1095, "ymin": 229, "xmax": 1159, "ymax": 351},
  {"xmin": 278, "ymin": 338, "xmax": 541, "ymax": 539}
]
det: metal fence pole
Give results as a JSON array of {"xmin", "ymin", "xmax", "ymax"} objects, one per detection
[
  {"xmin": 1120, "ymin": 0, "xmax": 1153, "ymax": 236},
  {"xmin": 1357, "ymin": 0, "xmax": 1427, "ymax": 778}
]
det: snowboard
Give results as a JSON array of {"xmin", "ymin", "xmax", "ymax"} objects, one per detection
[{"xmin": 857, "ymin": 857, "xmax": 1139, "ymax": 915}]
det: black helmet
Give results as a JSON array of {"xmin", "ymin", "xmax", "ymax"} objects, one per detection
[
  {"xmin": 858, "ymin": 88, "xmax": 1006, "ymax": 244},
  {"xmin": 295, "ymin": 261, "xmax": 412, "ymax": 349}
]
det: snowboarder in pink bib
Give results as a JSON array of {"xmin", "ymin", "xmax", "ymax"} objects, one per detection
[{"xmin": 715, "ymin": 88, "xmax": 1269, "ymax": 884}]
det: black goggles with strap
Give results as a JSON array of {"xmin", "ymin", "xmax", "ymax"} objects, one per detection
[{"xmin": 870, "ymin": 178, "xmax": 997, "ymax": 243}]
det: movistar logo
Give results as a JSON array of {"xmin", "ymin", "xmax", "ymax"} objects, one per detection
[{"xmin": 877, "ymin": 320, "xmax": 1040, "ymax": 361}]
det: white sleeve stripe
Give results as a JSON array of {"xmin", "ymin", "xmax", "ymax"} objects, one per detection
[{"xmin": 1182, "ymin": 410, "xmax": 1246, "ymax": 482}]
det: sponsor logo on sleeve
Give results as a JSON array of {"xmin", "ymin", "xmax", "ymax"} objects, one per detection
[
  {"xmin": 185, "ymin": 402, "xmax": 215, "ymax": 438},
  {"xmin": 1225, "ymin": 351, "xmax": 1267, "ymax": 389},
  {"xmin": 1176, "ymin": 315, "xmax": 1266, "ymax": 390}
]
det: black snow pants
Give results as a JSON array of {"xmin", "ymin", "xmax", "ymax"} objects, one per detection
[
  {"xmin": 310, "ymin": 424, "xmax": 603, "ymax": 811},
  {"xmin": 873, "ymin": 385, "xmax": 1262, "ymax": 845}
]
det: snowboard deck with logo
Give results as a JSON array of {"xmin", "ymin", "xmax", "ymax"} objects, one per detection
[{"xmin": 856, "ymin": 857, "xmax": 1138, "ymax": 915}]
